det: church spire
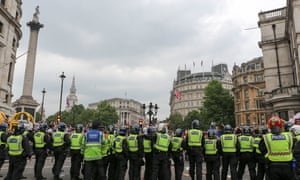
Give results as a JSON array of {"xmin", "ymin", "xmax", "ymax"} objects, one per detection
[{"xmin": 65, "ymin": 76, "xmax": 78, "ymax": 111}]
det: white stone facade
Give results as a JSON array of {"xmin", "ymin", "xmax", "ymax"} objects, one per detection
[
  {"xmin": 0, "ymin": 0, "xmax": 22, "ymax": 116},
  {"xmin": 88, "ymin": 98, "xmax": 144, "ymax": 126},
  {"xmin": 169, "ymin": 64, "xmax": 233, "ymax": 117}
]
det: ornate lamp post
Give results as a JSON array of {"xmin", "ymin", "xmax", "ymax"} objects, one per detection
[
  {"xmin": 142, "ymin": 102, "xmax": 159, "ymax": 126},
  {"xmin": 58, "ymin": 72, "xmax": 66, "ymax": 123},
  {"xmin": 40, "ymin": 88, "xmax": 46, "ymax": 122}
]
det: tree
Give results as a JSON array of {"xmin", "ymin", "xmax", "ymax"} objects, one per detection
[
  {"xmin": 184, "ymin": 110, "xmax": 202, "ymax": 130},
  {"xmin": 167, "ymin": 112, "xmax": 184, "ymax": 130},
  {"xmin": 95, "ymin": 101, "xmax": 119, "ymax": 126},
  {"xmin": 199, "ymin": 80, "xmax": 235, "ymax": 128}
]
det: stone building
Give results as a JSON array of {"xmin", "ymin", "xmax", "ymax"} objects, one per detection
[
  {"xmin": 169, "ymin": 64, "xmax": 233, "ymax": 117},
  {"xmin": 0, "ymin": 0, "xmax": 22, "ymax": 116},
  {"xmin": 232, "ymin": 57, "xmax": 266, "ymax": 127},
  {"xmin": 88, "ymin": 98, "xmax": 144, "ymax": 126},
  {"xmin": 65, "ymin": 76, "xmax": 78, "ymax": 112},
  {"xmin": 258, "ymin": 1, "xmax": 300, "ymax": 120}
]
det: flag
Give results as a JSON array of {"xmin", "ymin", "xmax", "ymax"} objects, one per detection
[
  {"xmin": 175, "ymin": 90, "xmax": 182, "ymax": 100},
  {"xmin": 201, "ymin": 60, "xmax": 203, "ymax": 66},
  {"xmin": 66, "ymin": 97, "xmax": 70, "ymax": 107}
]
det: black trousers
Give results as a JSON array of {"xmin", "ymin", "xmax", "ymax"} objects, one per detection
[
  {"xmin": 4, "ymin": 155, "xmax": 26, "ymax": 180},
  {"xmin": 188, "ymin": 148, "xmax": 203, "ymax": 180},
  {"xmin": 268, "ymin": 163, "xmax": 293, "ymax": 180},
  {"xmin": 221, "ymin": 153, "xmax": 238, "ymax": 180},
  {"xmin": 205, "ymin": 155, "xmax": 220, "ymax": 180},
  {"xmin": 255, "ymin": 154, "xmax": 266, "ymax": 180},
  {"xmin": 70, "ymin": 149, "xmax": 83, "ymax": 179},
  {"xmin": 143, "ymin": 152, "xmax": 152, "ymax": 180},
  {"xmin": 52, "ymin": 147, "xmax": 67, "ymax": 177},
  {"xmin": 0, "ymin": 146, "xmax": 7, "ymax": 173},
  {"xmin": 128, "ymin": 152, "xmax": 141, "ymax": 180},
  {"xmin": 152, "ymin": 151, "xmax": 171, "ymax": 180},
  {"xmin": 107, "ymin": 154, "xmax": 116, "ymax": 180},
  {"xmin": 114, "ymin": 153, "xmax": 128, "ymax": 180},
  {"xmin": 34, "ymin": 148, "xmax": 48, "ymax": 179},
  {"xmin": 84, "ymin": 159, "xmax": 106, "ymax": 180},
  {"xmin": 237, "ymin": 152, "xmax": 256, "ymax": 180},
  {"xmin": 172, "ymin": 151, "xmax": 184, "ymax": 180}
]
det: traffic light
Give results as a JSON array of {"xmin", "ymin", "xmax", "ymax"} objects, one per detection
[
  {"xmin": 139, "ymin": 119, "xmax": 143, "ymax": 128},
  {"xmin": 57, "ymin": 115, "xmax": 61, "ymax": 123}
]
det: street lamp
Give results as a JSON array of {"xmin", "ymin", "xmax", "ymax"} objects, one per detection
[
  {"xmin": 58, "ymin": 72, "xmax": 66, "ymax": 123},
  {"xmin": 272, "ymin": 24, "xmax": 283, "ymax": 93},
  {"xmin": 40, "ymin": 88, "xmax": 46, "ymax": 122},
  {"xmin": 142, "ymin": 102, "xmax": 159, "ymax": 126}
]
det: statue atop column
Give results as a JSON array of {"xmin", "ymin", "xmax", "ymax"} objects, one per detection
[{"xmin": 32, "ymin": 6, "xmax": 40, "ymax": 23}]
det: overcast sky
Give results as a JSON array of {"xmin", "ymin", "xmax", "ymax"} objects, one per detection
[{"xmin": 13, "ymin": 0, "xmax": 286, "ymax": 120}]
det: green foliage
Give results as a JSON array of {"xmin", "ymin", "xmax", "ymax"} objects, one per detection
[
  {"xmin": 199, "ymin": 80, "xmax": 235, "ymax": 128},
  {"xmin": 45, "ymin": 101, "xmax": 119, "ymax": 126},
  {"xmin": 167, "ymin": 112, "xmax": 184, "ymax": 130},
  {"xmin": 95, "ymin": 101, "xmax": 119, "ymax": 126}
]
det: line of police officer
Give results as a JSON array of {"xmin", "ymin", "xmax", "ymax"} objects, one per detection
[{"xmin": 0, "ymin": 116, "xmax": 300, "ymax": 180}]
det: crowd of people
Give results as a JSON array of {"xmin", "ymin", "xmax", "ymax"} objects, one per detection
[{"xmin": 0, "ymin": 114, "xmax": 300, "ymax": 180}]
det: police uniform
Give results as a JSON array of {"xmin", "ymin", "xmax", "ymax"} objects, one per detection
[
  {"xmin": 33, "ymin": 127, "xmax": 51, "ymax": 180},
  {"xmin": 171, "ymin": 135, "xmax": 184, "ymax": 180},
  {"xmin": 70, "ymin": 130, "xmax": 84, "ymax": 180},
  {"xmin": 253, "ymin": 135, "xmax": 266, "ymax": 180},
  {"xmin": 237, "ymin": 134, "xmax": 256, "ymax": 180},
  {"xmin": 259, "ymin": 132, "xmax": 294, "ymax": 180},
  {"xmin": 107, "ymin": 132, "xmax": 116, "ymax": 180},
  {"xmin": 143, "ymin": 131, "xmax": 153, "ymax": 180},
  {"xmin": 220, "ymin": 132, "xmax": 240, "ymax": 180},
  {"xmin": 51, "ymin": 126, "xmax": 70, "ymax": 180},
  {"xmin": 5, "ymin": 129, "xmax": 33, "ymax": 180},
  {"xmin": 81, "ymin": 126, "xmax": 106, "ymax": 180},
  {"xmin": 127, "ymin": 132, "xmax": 144, "ymax": 180},
  {"xmin": 113, "ymin": 132, "xmax": 129, "ymax": 180},
  {"xmin": 0, "ymin": 127, "xmax": 8, "ymax": 176},
  {"xmin": 185, "ymin": 129, "xmax": 205, "ymax": 180},
  {"xmin": 151, "ymin": 131, "xmax": 171, "ymax": 180},
  {"xmin": 204, "ymin": 135, "xmax": 221, "ymax": 180}
]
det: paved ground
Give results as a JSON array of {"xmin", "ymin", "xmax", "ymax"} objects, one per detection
[{"xmin": 0, "ymin": 157, "xmax": 251, "ymax": 179}]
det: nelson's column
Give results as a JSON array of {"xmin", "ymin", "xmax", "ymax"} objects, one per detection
[{"xmin": 13, "ymin": 6, "xmax": 43, "ymax": 118}]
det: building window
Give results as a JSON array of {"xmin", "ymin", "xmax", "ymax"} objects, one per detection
[
  {"xmin": 243, "ymin": 76, "xmax": 248, "ymax": 84},
  {"xmin": 1, "ymin": 0, "xmax": 5, "ymax": 6},
  {"xmin": 246, "ymin": 114, "xmax": 250, "ymax": 126},
  {"xmin": 256, "ymin": 100, "xmax": 265, "ymax": 109},
  {"xmin": 245, "ymin": 101, "xmax": 249, "ymax": 110},
  {"xmin": 244, "ymin": 90, "xmax": 248, "ymax": 98},
  {"xmin": 255, "ymin": 74, "xmax": 264, "ymax": 82},
  {"xmin": 255, "ymin": 63, "xmax": 261, "ymax": 69},
  {"xmin": 0, "ymin": 21, "xmax": 3, "ymax": 34},
  {"xmin": 12, "ymin": 38, "xmax": 16, "ymax": 48},
  {"xmin": 257, "ymin": 89, "xmax": 263, "ymax": 96},
  {"xmin": 7, "ymin": 62, "xmax": 12, "ymax": 82}
]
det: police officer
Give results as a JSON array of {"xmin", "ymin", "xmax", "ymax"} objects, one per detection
[
  {"xmin": 127, "ymin": 125, "xmax": 144, "ymax": 180},
  {"xmin": 5, "ymin": 124, "xmax": 33, "ymax": 180},
  {"xmin": 291, "ymin": 125, "xmax": 300, "ymax": 179},
  {"xmin": 51, "ymin": 122, "xmax": 70, "ymax": 180},
  {"xmin": 152, "ymin": 125, "xmax": 171, "ymax": 180},
  {"xmin": 81, "ymin": 120, "xmax": 106, "ymax": 180},
  {"xmin": 220, "ymin": 124, "xmax": 240, "ymax": 180},
  {"xmin": 184, "ymin": 119, "xmax": 205, "ymax": 180},
  {"xmin": 33, "ymin": 123, "xmax": 51, "ymax": 180},
  {"xmin": 253, "ymin": 127, "xmax": 267, "ymax": 180},
  {"xmin": 113, "ymin": 126, "xmax": 129, "ymax": 180},
  {"xmin": 259, "ymin": 116, "xmax": 293, "ymax": 180},
  {"xmin": 171, "ymin": 128, "xmax": 184, "ymax": 180},
  {"xmin": 70, "ymin": 124, "xmax": 84, "ymax": 180},
  {"xmin": 204, "ymin": 128, "xmax": 221, "ymax": 180},
  {"xmin": 237, "ymin": 126, "xmax": 255, "ymax": 180},
  {"xmin": 0, "ymin": 123, "xmax": 8, "ymax": 177},
  {"xmin": 143, "ymin": 127, "xmax": 153, "ymax": 180},
  {"xmin": 107, "ymin": 125, "xmax": 116, "ymax": 180}
]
